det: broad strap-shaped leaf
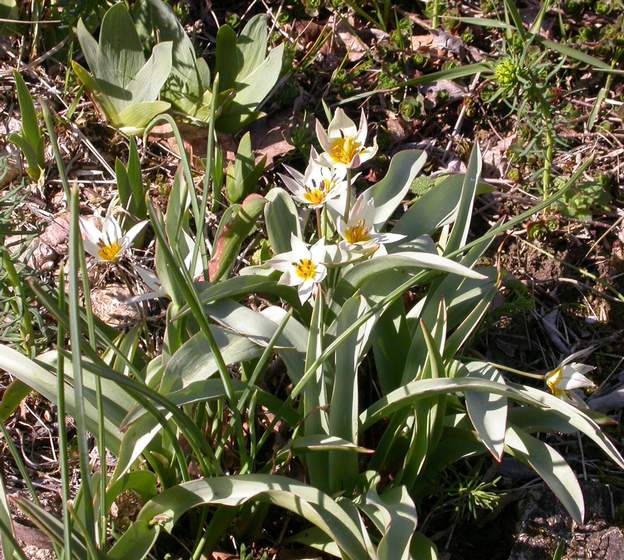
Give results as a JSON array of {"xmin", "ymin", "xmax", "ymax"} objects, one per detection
[
  {"xmin": 163, "ymin": 326, "xmax": 263, "ymax": 390},
  {"xmin": 109, "ymin": 475, "xmax": 372, "ymax": 560},
  {"xmin": 0, "ymin": 378, "xmax": 31, "ymax": 422},
  {"xmin": 75, "ymin": 18, "xmax": 100, "ymax": 76},
  {"xmin": 145, "ymin": 0, "xmax": 204, "ymax": 112},
  {"xmin": 399, "ymin": 316, "xmax": 448, "ymax": 486},
  {"xmin": 122, "ymin": 378, "xmax": 298, "ymax": 430},
  {"xmin": 116, "ymin": 100, "xmax": 171, "ymax": 135},
  {"xmin": 126, "ymin": 41, "xmax": 173, "ymax": 105},
  {"xmin": 393, "ymin": 174, "xmax": 465, "ymax": 238},
  {"xmin": 215, "ymin": 24, "xmax": 240, "ymax": 92},
  {"xmin": 360, "ymin": 375, "xmax": 624, "ymax": 470},
  {"xmin": 216, "ymin": 43, "xmax": 284, "ymax": 133},
  {"xmin": 303, "ymin": 293, "xmax": 331, "ymax": 489},
  {"xmin": 203, "ymin": 299, "xmax": 307, "ymax": 353},
  {"xmin": 236, "ymin": 14, "xmax": 269, "ymax": 81},
  {"xmin": 13, "ymin": 72, "xmax": 44, "ymax": 163},
  {"xmin": 71, "ymin": 60, "xmax": 121, "ymax": 123},
  {"xmin": 96, "ymin": 3, "xmax": 145, "ymax": 93},
  {"xmin": 329, "ymin": 295, "xmax": 374, "ymax": 492},
  {"xmin": 0, "ymin": 470, "xmax": 16, "ymax": 560},
  {"xmin": 372, "ymin": 298, "xmax": 411, "ymax": 395},
  {"xmin": 362, "ymin": 149, "xmax": 427, "ymax": 228},
  {"xmin": 225, "ymin": 131, "xmax": 266, "ymax": 202},
  {"xmin": 411, "ymin": 533, "xmax": 439, "ymax": 559},
  {"xmin": 340, "ymin": 251, "xmax": 486, "ymax": 294},
  {"xmin": 106, "ymin": 470, "xmax": 158, "ymax": 511},
  {"xmin": 505, "ymin": 425, "xmax": 585, "ymax": 524},
  {"xmin": 208, "ymin": 194, "xmax": 266, "ymax": 281},
  {"xmin": 444, "ymin": 142, "xmax": 481, "ymax": 254},
  {"xmin": 264, "ymin": 187, "xmax": 302, "ymax": 255},
  {"xmin": 358, "ymin": 486, "xmax": 418, "ymax": 560},
  {"xmin": 464, "ymin": 362, "xmax": 508, "ymax": 461},
  {"xmin": 277, "ymin": 435, "xmax": 373, "ymax": 463}
]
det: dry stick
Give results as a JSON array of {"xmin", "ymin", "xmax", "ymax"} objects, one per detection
[{"xmin": 444, "ymin": 73, "xmax": 482, "ymax": 160}]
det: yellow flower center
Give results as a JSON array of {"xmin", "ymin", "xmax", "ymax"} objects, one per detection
[
  {"xmin": 98, "ymin": 241, "xmax": 122, "ymax": 262},
  {"xmin": 303, "ymin": 188, "xmax": 327, "ymax": 206},
  {"xmin": 294, "ymin": 258, "xmax": 316, "ymax": 280},
  {"xmin": 545, "ymin": 368, "xmax": 563, "ymax": 396},
  {"xmin": 329, "ymin": 136, "xmax": 361, "ymax": 166},
  {"xmin": 344, "ymin": 221, "xmax": 372, "ymax": 245}
]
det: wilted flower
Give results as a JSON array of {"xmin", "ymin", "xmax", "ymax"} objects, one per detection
[
  {"xmin": 280, "ymin": 152, "xmax": 348, "ymax": 208},
  {"xmin": 337, "ymin": 193, "xmax": 403, "ymax": 255},
  {"xmin": 545, "ymin": 359, "xmax": 595, "ymax": 398},
  {"xmin": 315, "ymin": 108, "xmax": 377, "ymax": 169},
  {"xmin": 266, "ymin": 234, "xmax": 327, "ymax": 303},
  {"xmin": 80, "ymin": 215, "xmax": 146, "ymax": 263}
]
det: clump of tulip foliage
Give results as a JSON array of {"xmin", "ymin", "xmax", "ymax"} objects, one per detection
[{"xmin": 2, "ymin": 93, "xmax": 623, "ymax": 560}]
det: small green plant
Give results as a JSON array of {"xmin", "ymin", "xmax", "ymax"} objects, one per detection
[
  {"xmin": 556, "ymin": 176, "xmax": 612, "ymax": 221},
  {"xmin": 114, "ymin": 137, "xmax": 147, "ymax": 222},
  {"xmin": 448, "ymin": 473, "xmax": 503, "ymax": 522},
  {"xmin": 143, "ymin": 0, "xmax": 284, "ymax": 133},
  {"xmin": 494, "ymin": 57, "xmax": 520, "ymax": 91},
  {"xmin": 8, "ymin": 72, "xmax": 45, "ymax": 182},
  {"xmin": 399, "ymin": 95, "xmax": 425, "ymax": 120},
  {"xmin": 73, "ymin": 2, "xmax": 173, "ymax": 134}
]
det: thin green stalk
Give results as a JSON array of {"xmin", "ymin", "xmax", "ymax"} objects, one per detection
[
  {"xmin": 142, "ymin": 114, "xmax": 202, "ymax": 233},
  {"xmin": 55, "ymin": 271, "xmax": 72, "ymax": 560},
  {"xmin": 322, "ymin": 206, "xmax": 329, "ymax": 239},
  {"xmin": 486, "ymin": 361, "xmax": 545, "ymax": 380},
  {"xmin": 68, "ymin": 185, "xmax": 96, "ymax": 547},
  {"xmin": 41, "ymin": 101, "xmax": 70, "ymax": 202},
  {"xmin": 531, "ymin": 85, "xmax": 554, "ymax": 201},
  {"xmin": 432, "ymin": 0, "xmax": 440, "ymax": 29},
  {"xmin": 45, "ymin": 98, "xmax": 105, "ymax": 545},
  {"xmin": 195, "ymin": 75, "xmax": 219, "ymax": 276},
  {"xmin": 343, "ymin": 168, "xmax": 352, "ymax": 224},
  {"xmin": 315, "ymin": 207, "xmax": 322, "ymax": 239},
  {"xmin": 208, "ymin": 75, "xmax": 220, "ymax": 215},
  {"xmin": 75, "ymin": 202, "xmax": 107, "ymax": 547},
  {"xmin": 146, "ymin": 203, "xmax": 236, "ymax": 404}
]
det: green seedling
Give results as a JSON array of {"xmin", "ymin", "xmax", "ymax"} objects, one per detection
[
  {"xmin": 115, "ymin": 137, "xmax": 147, "ymax": 222},
  {"xmin": 8, "ymin": 72, "xmax": 45, "ymax": 182}
]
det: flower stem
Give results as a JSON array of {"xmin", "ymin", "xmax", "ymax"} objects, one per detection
[
  {"xmin": 487, "ymin": 361, "xmax": 545, "ymax": 380},
  {"xmin": 316, "ymin": 207, "xmax": 322, "ymax": 239},
  {"xmin": 343, "ymin": 168, "xmax": 352, "ymax": 224}
]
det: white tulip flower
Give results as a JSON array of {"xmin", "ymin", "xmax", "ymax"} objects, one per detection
[
  {"xmin": 80, "ymin": 215, "xmax": 147, "ymax": 263},
  {"xmin": 266, "ymin": 234, "xmax": 327, "ymax": 304},
  {"xmin": 337, "ymin": 193, "xmax": 403, "ymax": 255},
  {"xmin": 315, "ymin": 108, "xmax": 378, "ymax": 169},
  {"xmin": 545, "ymin": 357, "xmax": 595, "ymax": 398},
  {"xmin": 280, "ymin": 151, "xmax": 348, "ymax": 208}
]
